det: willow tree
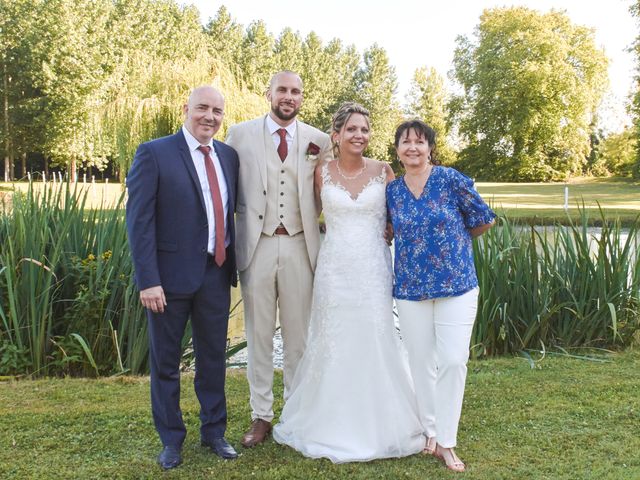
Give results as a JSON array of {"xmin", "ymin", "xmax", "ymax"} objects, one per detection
[
  {"xmin": 100, "ymin": 0, "xmax": 254, "ymax": 177},
  {"xmin": 451, "ymin": 7, "xmax": 608, "ymax": 181}
]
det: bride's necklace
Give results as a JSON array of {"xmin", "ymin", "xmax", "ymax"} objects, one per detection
[{"xmin": 336, "ymin": 159, "xmax": 366, "ymax": 180}]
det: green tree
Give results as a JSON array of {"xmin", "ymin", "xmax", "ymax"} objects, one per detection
[
  {"xmin": 101, "ymin": 0, "xmax": 229, "ymax": 176},
  {"xmin": 406, "ymin": 66, "xmax": 455, "ymax": 164},
  {"xmin": 274, "ymin": 28, "xmax": 304, "ymax": 74},
  {"xmin": 630, "ymin": 1, "xmax": 640, "ymax": 178},
  {"xmin": 0, "ymin": 0, "xmax": 43, "ymax": 180},
  {"xmin": 597, "ymin": 127, "xmax": 637, "ymax": 176},
  {"xmin": 205, "ymin": 6, "xmax": 244, "ymax": 80},
  {"xmin": 34, "ymin": 0, "xmax": 116, "ymax": 179},
  {"xmin": 316, "ymin": 40, "xmax": 361, "ymax": 132},
  {"xmin": 451, "ymin": 7, "xmax": 608, "ymax": 181},
  {"xmin": 355, "ymin": 44, "xmax": 401, "ymax": 163},
  {"xmin": 240, "ymin": 20, "xmax": 276, "ymax": 94}
]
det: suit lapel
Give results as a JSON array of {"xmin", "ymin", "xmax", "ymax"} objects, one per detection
[
  {"xmin": 212, "ymin": 140, "xmax": 235, "ymax": 213},
  {"xmin": 256, "ymin": 116, "xmax": 268, "ymax": 191},
  {"xmin": 296, "ymin": 121, "xmax": 309, "ymax": 198},
  {"xmin": 177, "ymin": 130, "xmax": 207, "ymax": 213}
]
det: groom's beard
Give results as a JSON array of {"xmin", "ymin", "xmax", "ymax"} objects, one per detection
[{"xmin": 271, "ymin": 103, "xmax": 300, "ymax": 122}]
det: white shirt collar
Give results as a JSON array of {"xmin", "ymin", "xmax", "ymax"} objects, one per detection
[
  {"xmin": 266, "ymin": 114, "xmax": 296, "ymax": 138},
  {"xmin": 182, "ymin": 125, "xmax": 213, "ymax": 152}
]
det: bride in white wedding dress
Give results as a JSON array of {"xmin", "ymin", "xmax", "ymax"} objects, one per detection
[{"xmin": 272, "ymin": 102, "xmax": 426, "ymax": 463}]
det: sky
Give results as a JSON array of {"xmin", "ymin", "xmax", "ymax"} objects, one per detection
[{"xmin": 184, "ymin": 0, "xmax": 638, "ymax": 132}]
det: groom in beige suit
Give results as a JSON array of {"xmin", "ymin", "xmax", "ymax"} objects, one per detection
[{"xmin": 226, "ymin": 71, "xmax": 332, "ymax": 447}]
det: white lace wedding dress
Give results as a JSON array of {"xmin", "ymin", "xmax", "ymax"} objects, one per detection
[{"xmin": 272, "ymin": 162, "xmax": 425, "ymax": 463}]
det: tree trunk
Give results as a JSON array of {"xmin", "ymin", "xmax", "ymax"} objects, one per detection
[
  {"xmin": 69, "ymin": 158, "xmax": 77, "ymax": 182},
  {"xmin": 44, "ymin": 157, "xmax": 49, "ymax": 179},
  {"xmin": 3, "ymin": 62, "xmax": 11, "ymax": 182},
  {"xmin": 21, "ymin": 152, "xmax": 26, "ymax": 179},
  {"xmin": 3, "ymin": 155, "xmax": 11, "ymax": 182}
]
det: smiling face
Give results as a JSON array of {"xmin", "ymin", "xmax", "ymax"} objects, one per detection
[
  {"xmin": 334, "ymin": 113, "xmax": 370, "ymax": 156},
  {"xmin": 267, "ymin": 72, "xmax": 303, "ymax": 125},
  {"xmin": 396, "ymin": 128, "xmax": 431, "ymax": 170},
  {"xmin": 183, "ymin": 86, "xmax": 225, "ymax": 144}
]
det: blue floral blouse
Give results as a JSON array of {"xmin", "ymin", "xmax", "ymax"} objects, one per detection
[{"xmin": 386, "ymin": 166, "xmax": 496, "ymax": 301}]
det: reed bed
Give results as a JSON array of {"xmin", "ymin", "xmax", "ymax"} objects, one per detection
[
  {"xmin": 473, "ymin": 210, "xmax": 640, "ymax": 358},
  {"xmin": 0, "ymin": 182, "xmax": 638, "ymax": 376}
]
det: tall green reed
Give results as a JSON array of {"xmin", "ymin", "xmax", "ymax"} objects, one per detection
[
  {"xmin": 1, "ymin": 182, "xmax": 639, "ymax": 375},
  {"xmin": 472, "ymin": 209, "xmax": 640, "ymax": 358},
  {"xmin": 0, "ymin": 181, "xmax": 148, "ymax": 376}
]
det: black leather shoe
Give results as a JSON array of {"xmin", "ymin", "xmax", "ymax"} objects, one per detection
[
  {"xmin": 157, "ymin": 445, "xmax": 182, "ymax": 470},
  {"xmin": 201, "ymin": 437, "xmax": 238, "ymax": 459}
]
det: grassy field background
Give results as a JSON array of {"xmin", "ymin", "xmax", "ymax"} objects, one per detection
[
  {"xmin": 478, "ymin": 177, "xmax": 640, "ymax": 223},
  {"xmin": 1, "ymin": 350, "xmax": 638, "ymax": 479},
  {"xmin": 2, "ymin": 176, "xmax": 639, "ymax": 222}
]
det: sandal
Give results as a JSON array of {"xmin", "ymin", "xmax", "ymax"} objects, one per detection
[
  {"xmin": 434, "ymin": 445, "xmax": 466, "ymax": 473},
  {"xmin": 422, "ymin": 436, "xmax": 437, "ymax": 455}
]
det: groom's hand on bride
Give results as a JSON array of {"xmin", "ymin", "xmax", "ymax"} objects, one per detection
[{"xmin": 140, "ymin": 286, "xmax": 167, "ymax": 313}]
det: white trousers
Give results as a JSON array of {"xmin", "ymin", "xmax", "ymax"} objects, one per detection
[
  {"xmin": 239, "ymin": 233, "xmax": 314, "ymax": 422},
  {"xmin": 396, "ymin": 287, "xmax": 478, "ymax": 448}
]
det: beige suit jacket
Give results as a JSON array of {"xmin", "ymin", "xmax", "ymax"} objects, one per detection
[{"xmin": 226, "ymin": 115, "xmax": 332, "ymax": 272}]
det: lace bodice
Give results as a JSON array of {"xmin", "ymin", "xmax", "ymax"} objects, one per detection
[
  {"xmin": 314, "ymin": 161, "xmax": 392, "ymax": 310},
  {"xmin": 320, "ymin": 162, "xmax": 388, "ymax": 247}
]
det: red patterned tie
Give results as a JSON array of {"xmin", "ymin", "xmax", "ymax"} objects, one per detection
[
  {"xmin": 277, "ymin": 128, "xmax": 288, "ymax": 162},
  {"xmin": 197, "ymin": 145, "xmax": 226, "ymax": 267}
]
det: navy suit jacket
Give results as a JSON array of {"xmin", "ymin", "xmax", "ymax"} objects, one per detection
[{"xmin": 126, "ymin": 130, "xmax": 238, "ymax": 294}]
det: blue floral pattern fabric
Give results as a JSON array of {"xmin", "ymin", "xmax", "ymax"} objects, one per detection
[{"xmin": 387, "ymin": 166, "xmax": 496, "ymax": 301}]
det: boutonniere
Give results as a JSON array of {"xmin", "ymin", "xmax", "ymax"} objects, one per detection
[{"xmin": 306, "ymin": 142, "xmax": 320, "ymax": 161}]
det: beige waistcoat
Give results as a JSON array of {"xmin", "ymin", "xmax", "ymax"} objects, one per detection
[{"xmin": 262, "ymin": 123, "xmax": 303, "ymax": 235}]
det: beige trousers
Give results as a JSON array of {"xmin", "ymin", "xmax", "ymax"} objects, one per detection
[
  {"xmin": 396, "ymin": 287, "xmax": 479, "ymax": 448},
  {"xmin": 239, "ymin": 232, "xmax": 313, "ymax": 422}
]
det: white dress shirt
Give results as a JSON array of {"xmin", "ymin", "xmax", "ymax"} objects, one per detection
[
  {"xmin": 181, "ymin": 126, "xmax": 229, "ymax": 254},
  {"xmin": 266, "ymin": 114, "xmax": 296, "ymax": 152}
]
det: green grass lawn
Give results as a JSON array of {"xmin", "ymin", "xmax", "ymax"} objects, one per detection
[
  {"xmin": 476, "ymin": 177, "xmax": 640, "ymax": 224},
  {"xmin": 1, "ymin": 350, "xmax": 638, "ymax": 479}
]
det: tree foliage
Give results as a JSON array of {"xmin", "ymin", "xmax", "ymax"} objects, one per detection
[
  {"xmin": 406, "ymin": 66, "xmax": 455, "ymax": 165},
  {"xmin": 450, "ymin": 7, "xmax": 608, "ymax": 181},
  {"xmin": 630, "ymin": 1, "xmax": 640, "ymax": 178},
  {"xmin": 354, "ymin": 45, "xmax": 402, "ymax": 162},
  {"xmin": 0, "ymin": 2, "xmax": 621, "ymax": 178},
  {"xmin": 597, "ymin": 127, "xmax": 637, "ymax": 177}
]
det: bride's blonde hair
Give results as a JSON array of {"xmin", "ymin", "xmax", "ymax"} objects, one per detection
[{"xmin": 330, "ymin": 102, "xmax": 370, "ymax": 154}]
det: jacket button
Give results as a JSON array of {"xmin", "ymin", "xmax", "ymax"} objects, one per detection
[
  {"xmin": 259, "ymin": 215, "xmax": 263, "ymax": 219},
  {"xmin": 263, "ymin": 190, "xmax": 266, "ymax": 195},
  {"xmin": 201, "ymin": 247, "xmax": 206, "ymax": 253}
]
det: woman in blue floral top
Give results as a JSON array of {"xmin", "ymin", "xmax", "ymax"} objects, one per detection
[{"xmin": 387, "ymin": 120, "xmax": 495, "ymax": 473}]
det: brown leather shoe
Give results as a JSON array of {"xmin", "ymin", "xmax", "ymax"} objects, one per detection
[{"xmin": 241, "ymin": 419, "xmax": 272, "ymax": 448}]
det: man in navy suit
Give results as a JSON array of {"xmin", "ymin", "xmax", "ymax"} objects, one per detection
[{"xmin": 126, "ymin": 86, "xmax": 239, "ymax": 470}]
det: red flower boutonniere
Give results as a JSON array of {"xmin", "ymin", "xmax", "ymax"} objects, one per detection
[{"xmin": 306, "ymin": 142, "xmax": 320, "ymax": 161}]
